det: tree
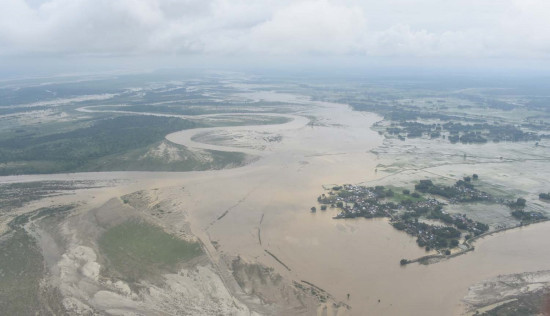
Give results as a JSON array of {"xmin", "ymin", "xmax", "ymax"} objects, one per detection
[
  {"xmin": 402, "ymin": 189, "xmax": 410, "ymax": 195},
  {"xmin": 415, "ymin": 180, "xmax": 434, "ymax": 192},
  {"xmin": 472, "ymin": 174, "xmax": 479, "ymax": 180},
  {"xmin": 311, "ymin": 207, "xmax": 317, "ymax": 212},
  {"xmin": 516, "ymin": 198, "xmax": 526, "ymax": 207}
]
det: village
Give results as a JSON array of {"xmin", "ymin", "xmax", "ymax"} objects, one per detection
[
  {"xmin": 315, "ymin": 180, "xmax": 492, "ymax": 255},
  {"xmin": 413, "ymin": 177, "xmax": 495, "ymax": 203}
]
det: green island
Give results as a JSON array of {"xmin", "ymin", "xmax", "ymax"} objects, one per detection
[{"xmin": 315, "ymin": 175, "xmax": 547, "ymax": 265}]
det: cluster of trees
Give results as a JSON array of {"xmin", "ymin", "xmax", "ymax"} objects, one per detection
[
  {"xmin": 373, "ymin": 186, "xmax": 394, "ymax": 198},
  {"xmin": 414, "ymin": 178, "xmax": 490, "ymax": 202},
  {"xmin": 418, "ymin": 226, "xmax": 461, "ymax": 249},
  {"xmin": 399, "ymin": 197, "xmax": 489, "ymax": 236},
  {"xmin": 384, "ymin": 118, "xmax": 543, "ymax": 144},
  {"xmin": 393, "ymin": 219, "xmax": 462, "ymax": 249},
  {"xmin": 415, "ymin": 179, "xmax": 466, "ymax": 199},
  {"xmin": 539, "ymin": 193, "xmax": 550, "ymax": 200},
  {"xmin": 401, "ymin": 189, "xmax": 422, "ymax": 198},
  {"xmin": 449, "ymin": 132, "xmax": 487, "ymax": 144},
  {"xmin": 511, "ymin": 210, "xmax": 547, "ymax": 222},
  {"xmin": 508, "ymin": 198, "xmax": 527, "ymax": 208},
  {"xmin": 449, "ymin": 121, "xmax": 542, "ymax": 143},
  {"xmin": 427, "ymin": 209, "xmax": 488, "ymax": 234}
]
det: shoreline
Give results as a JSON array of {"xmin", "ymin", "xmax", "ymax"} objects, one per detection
[{"xmin": 402, "ymin": 218, "xmax": 550, "ymax": 265}]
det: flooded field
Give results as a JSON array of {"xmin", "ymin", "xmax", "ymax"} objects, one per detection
[{"xmin": 2, "ymin": 84, "xmax": 550, "ymax": 315}]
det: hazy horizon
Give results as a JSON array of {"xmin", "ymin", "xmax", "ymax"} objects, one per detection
[{"xmin": 2, "ymin": 0, "xmax": 550, "ymax": 78}]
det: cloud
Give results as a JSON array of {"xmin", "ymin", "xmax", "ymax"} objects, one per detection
[
  {"xmin": 0, "ymin": 0, "xmax": 549, "ymax": 60},
  {"xmin": 243, "ymin": 1, "xmax": 367, "ymax": 55}
]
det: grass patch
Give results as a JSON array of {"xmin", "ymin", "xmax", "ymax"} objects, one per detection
[
  {"xmin": 98, "ymin": 220, "xmax": 202, "ymax": 282},
  {"xmin": 0, "ymin": 230, "xmax": 46, "ymax": 314},
  {"xmin": 388, "ymin": 189, "xmax": 426, "ymax": 203}
]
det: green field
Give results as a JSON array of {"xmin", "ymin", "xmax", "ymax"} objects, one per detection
[
  {"xmin": 387, "ymin": 189, "xmax": 426, "ymax": 203},
  {"xmin": 98, "ymin": 221, "xmax": 203, "ymax": 282}
]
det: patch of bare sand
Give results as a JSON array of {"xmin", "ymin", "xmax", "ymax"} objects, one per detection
[
  {"xmin": 33, "ymin": 187, "xmax": 331, "ymax": 316},
  {"xmin": 463, "ymin": 270, "xmax": 550, "ymax": 312}
]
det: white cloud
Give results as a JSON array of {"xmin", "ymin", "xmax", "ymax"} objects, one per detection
[
  {"xmin": 243, "ymin": 1, "xmax": 367, "ymax": 55},
  {"xmin": 0, "ymin": 0, "xmax": 549, "ymax": 60}
]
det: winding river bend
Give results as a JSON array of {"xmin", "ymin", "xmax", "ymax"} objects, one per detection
[{"xmin": 4, "ymin": 90, "xmax": 550, "ymax": 315}]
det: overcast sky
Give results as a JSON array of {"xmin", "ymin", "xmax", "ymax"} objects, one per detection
[{"xmin": 1, "ymin": 0, "xmax": 550, "ymax": 75}]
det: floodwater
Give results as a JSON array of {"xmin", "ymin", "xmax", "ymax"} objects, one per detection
[{"xmin": 3, "ymin": 91, "xmax": 550, "ymax": 315}]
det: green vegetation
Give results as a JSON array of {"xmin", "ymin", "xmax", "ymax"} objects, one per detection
[
  {"xmin": 0, "ymin": 115, "xmax": 201, "ymax": 175},
  {"xmin": 0, "ymin": 204, "xmax": 74, "ymax": 313},
  {"xmin": 0, "ymin": 115, "xmax": 250, "ymax": 175},
  {"xmin": 387, "ymin": 121, "xmax": 543, "ymax": 144},
  {"xmin": 98, "ymin": 220, "xmax": 203, "ymax": 282},
  {"xmin": 540, "ymin": 193, "xmax": 550, "ymax": 200},
  {"xmin": 389, "ymin": 189, "xmax": 425, "ymax": 203},
  {"xmin": 0, "ymin": 181, "xmax": 97, "ymax": 210},
  {"xmin": 507, "ymin": 197, "xmax": 527, "ymax": 209},
  {"xmin": 510, "ymin": 210, "xmax": 547, "ymax": 222},
  {"xmin": 8, "ymin": 205, "xmax": 74, "ymax": 229},
  {"xmin": 414, "ymin": 178, "xmax": 493, "ymax": 203},
  {"xmin": 0, "ymin": 230, "xmax": 64, "ymax": 315},
  {"xmin": 81, "ymin": 141, "xmax": 249, "ymax": 172}
]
